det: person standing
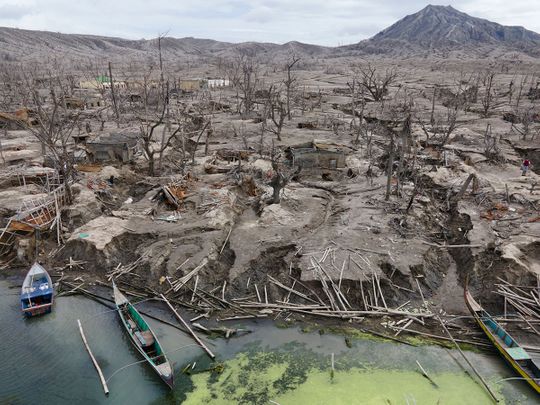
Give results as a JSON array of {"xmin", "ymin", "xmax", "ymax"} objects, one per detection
[{"xmin": 521, "ymin": 158, "xmax": 531, "ymax": 176}]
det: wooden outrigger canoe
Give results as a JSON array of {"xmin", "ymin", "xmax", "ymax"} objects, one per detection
[
  {"xmin": 21, "ymin": 262, "xmax": 54, "ymax": 317},
  {"xmin": 113, "ymin": 282, "xmax": 174, "ymax": 388},
  {"xmin": 465, "ymin": 287, "xmax": 540, "ymax": 393}
]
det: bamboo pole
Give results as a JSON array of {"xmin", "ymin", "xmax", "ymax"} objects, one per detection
[
  {"xmin": 77, "ymin": 319, "xmax": 109, "ymax": 395},
  {"xmin": 415, "ymin": 277, "xmax": 427, "ymax": 308},
  {"xmin": 416, "ymin": 360, "xmax": 439, "ymax": 388},
  {"xmin": 160, "ymin": 294, "xmax": 215, "ymax": 359},
  {"xmin": 435, "ymin": 315, "xmax": 499, "ymax": 403},
  {"xmin": 219, "ymin": 226, "xmax": 233, "ymax": 255}
]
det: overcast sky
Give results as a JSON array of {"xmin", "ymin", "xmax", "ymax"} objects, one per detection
[{"xmin": 0, "ymin": 0, "xmax": 538, "ymax": 46}]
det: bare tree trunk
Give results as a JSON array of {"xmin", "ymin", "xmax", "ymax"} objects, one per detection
[
  {"xmin": 430, "ymin": 87, "xmax": 436, "ymax": 125},
  {"xmin": 158, "ymin": 81, "xmax": 170, "ymax": 172},
  {"xmin": 396, "ymin": 130, "xmax": 407, "ymax": 197},
  {"xmin": 0, "ymin": 129, "xmax": 6, "ymax": 165},
  {"xmin": 148, "ymin": 152, "xmax": 155, "ymax": 176},
  {"xmin": 453, "ymin": 174, "xmax": 475, "ymax": 204},
  {"xmin": 108, "ymin": 62, "xmax": 120, "ymax": 124},
  {"xmin": 385, "ymin": 133, "xmax": 395, "ymax": 201},
  {"xmin": 283, "ymin": 55, "xmax": 300, "ymax": 121},
  {"xmin": 204, "ymin": 128, "xmax": 212, "ymax": 156}
]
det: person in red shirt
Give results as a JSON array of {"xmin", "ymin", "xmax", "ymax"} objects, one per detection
[{"xmin": 521, "ymin": 159, "xmax": 531, "ymax": 176}]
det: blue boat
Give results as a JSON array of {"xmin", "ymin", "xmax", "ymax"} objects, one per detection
[{"xmin": 21, "ymin": 262, "xmax": 54, "ymax": 317}]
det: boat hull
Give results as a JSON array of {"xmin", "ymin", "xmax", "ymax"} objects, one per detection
[
  {"xmin": 23, "ymin": 302, "xmax": 53, "ymax": 317},
  {"xmin": 465, "ymin": 289, "xmax": 540, "ymax": 394},
  {"xmin": 113, "ymin": 283, "xmax": 174, "ymax": 389},
  {"xmin": 120, "ymin": 315, "xmax": 174, "ymax": 388},
  {"xmin": 20, "ymin": 263, "xmax": 54, "ymax": 317}
]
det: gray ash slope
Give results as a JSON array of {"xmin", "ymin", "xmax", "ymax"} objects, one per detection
[
  {"xmin": 0, "ymin": 27, "xmax": 331, "ymax": 64},
  {"xmin": 0, "ymin": 4, "xmax": 539, "ymax": 63}
]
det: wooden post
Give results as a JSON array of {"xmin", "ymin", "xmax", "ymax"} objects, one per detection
[
  {"xmin": 77, "ymin": 319, "xmax": 109, "ymax": 395},
  {"xmin": 160, "ymin": 294, "xmax": 215, "ymax": 359}
]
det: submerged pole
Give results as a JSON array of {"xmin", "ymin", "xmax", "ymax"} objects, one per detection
[
  {"xmin": 436, "ymin": 315, "xmax": 499, "ymax": 403},
  {"xmin": 77, "ymin": 319, "xmax": 110, "ymax": 395},
  {"xmin": 160, "ymin": 293, "xmax": 215, "ymax": 359}
]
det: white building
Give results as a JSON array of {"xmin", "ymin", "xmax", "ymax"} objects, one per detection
[{"xmin": 207, "ymin": 79, "xmax": 230, "ymax": 89}]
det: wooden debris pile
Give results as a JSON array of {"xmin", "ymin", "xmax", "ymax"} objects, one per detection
[
  {"xmin": 152, "ymin": 174, "xmax": 195, "ymax": 209},
  {"xmin": 196, "ymin": 189, "xmax": 236, "ymax": 214},
  {"xmin": 215, "ymin": 148, "xmax": 252, "ymax": 162},
  {"xmin": 224, "ymin": 246, "xmax": 434, "ymax": 326},
  {"xmin": 482, "ymin": 203, "xmax": 507, "ymax": 220},
  {"xmin": 106, "ymin": 252, "xmax": 149, "ymax": 281},
  {"xmin": 495, "ymin": 277, "xmax": 540, "ymax": 320}
]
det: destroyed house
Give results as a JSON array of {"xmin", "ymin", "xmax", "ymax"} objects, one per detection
[
  {"xmin": 65, "ymin": 97, "xmax": 85, "ymax": 109},
  {"xmin": 86, "ymin": 133, "xmax": 139, "ymax": 163},
  {"xmin": 65, "ymin": 96, "xmax": 103, "ymax": 109},
  {"xmin": 178, "ymin": 79, "xmax": 203, "ymax": 93},
  {"xmin": 0, "ymin": 108, "xmax": 36, "ymax": 129},
  {"xmin": 287, "ymin": 141, "xmax": 347, "ymax": 170}
]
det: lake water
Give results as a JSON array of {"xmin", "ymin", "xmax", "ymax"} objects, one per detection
[{"xmin": 0, "ymin": 278, "xmax": 537, "ymax": 404}]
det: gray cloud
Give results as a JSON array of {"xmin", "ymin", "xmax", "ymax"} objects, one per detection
[
  {"xmin": 0, "ymin": 2, "xmax": 32, "ymax": 20},
  {"xmin": 0, "ymin": 0, "xmax": 538, "ymax": 45}
]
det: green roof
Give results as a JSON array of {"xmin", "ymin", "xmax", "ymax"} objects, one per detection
[{"xmin": 96, "ymin": 75, "xmax": 111, "ymax": 83}]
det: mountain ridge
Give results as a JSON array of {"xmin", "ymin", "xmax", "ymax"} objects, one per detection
[
  {"xmin": 0, "ymin": 5, "xmax": 539, "ymax": 64},
  {"xmin": 347, "ymin": 5, "xmax": 540, "ymax": 57}
]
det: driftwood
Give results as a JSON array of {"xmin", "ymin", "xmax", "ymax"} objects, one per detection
[{"xmin": 192, "ymin": 323, "xmax": 251, "ymax": 338}]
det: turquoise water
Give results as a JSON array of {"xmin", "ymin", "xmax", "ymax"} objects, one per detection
[{"xmin": 0, "ymin": 279, "xmax": 537, "ymax": 404}]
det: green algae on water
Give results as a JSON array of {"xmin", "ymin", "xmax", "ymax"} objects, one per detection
[{"xmin": 183, "ymin": 344, "xmax": 503, "ymax": 405}]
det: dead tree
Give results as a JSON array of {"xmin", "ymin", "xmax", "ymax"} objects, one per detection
[
  {"xmin": 136, "ymin": 72, "xmax": 185, "ymax": 176},
  {"xmin": 385, "ymin": 130, "xmax": 395, "ymax": 201},
  {"xmin": 418, "ymin": 105, "xmax": 459, "ymax": 148},
  {"xmin": 347, "ymin": 77, "xmax": 367, "ymax": 145},
  {"xmin": 108, "ymin": 62, "xmax": 120, "ymax": 122},
  {"xmin": 481, "ymin": 70, "xmax": 497, "ymax": 118},
  {"xmin": 511, "ymin": 107, "xmax": 535, "ymax": 140},
  {"xmin": 268, "ymin": 147, "xmax": 300, "ymax": 204},
  {"xmin": 483, "ymin": 123, "xmax": 501, "ymax": 161},
  {"xmin": 223, "ymin": 57, "xmax": 243, "ymax": 114},
  {"xmin": 157, "ymin": 33, "xmax": 172, "ymax": 171},
  {"xmin": 515, "ymin": 75, "xmax": 530, "ymax": 109},
  {"xmin": 264, "ymin": 85, "xmax": 287, "ymax": 141},
  {"xmin": 17, "ymin": 69, "xmax": 83, "ymax": 203},
  {"xmin": 356, "ymin": 63, "xmax": 397, "ymax": 102},
  {"xmin": 190, "ymin": 121, "xmax": 211, "ymax": 165},
  {"xmin": 283, "ymin": 55, "xmax": 300, "ymax": 120},
  {"xmin": 233, "ymin": 55, "xmax": 259, "ymax": 118}
]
